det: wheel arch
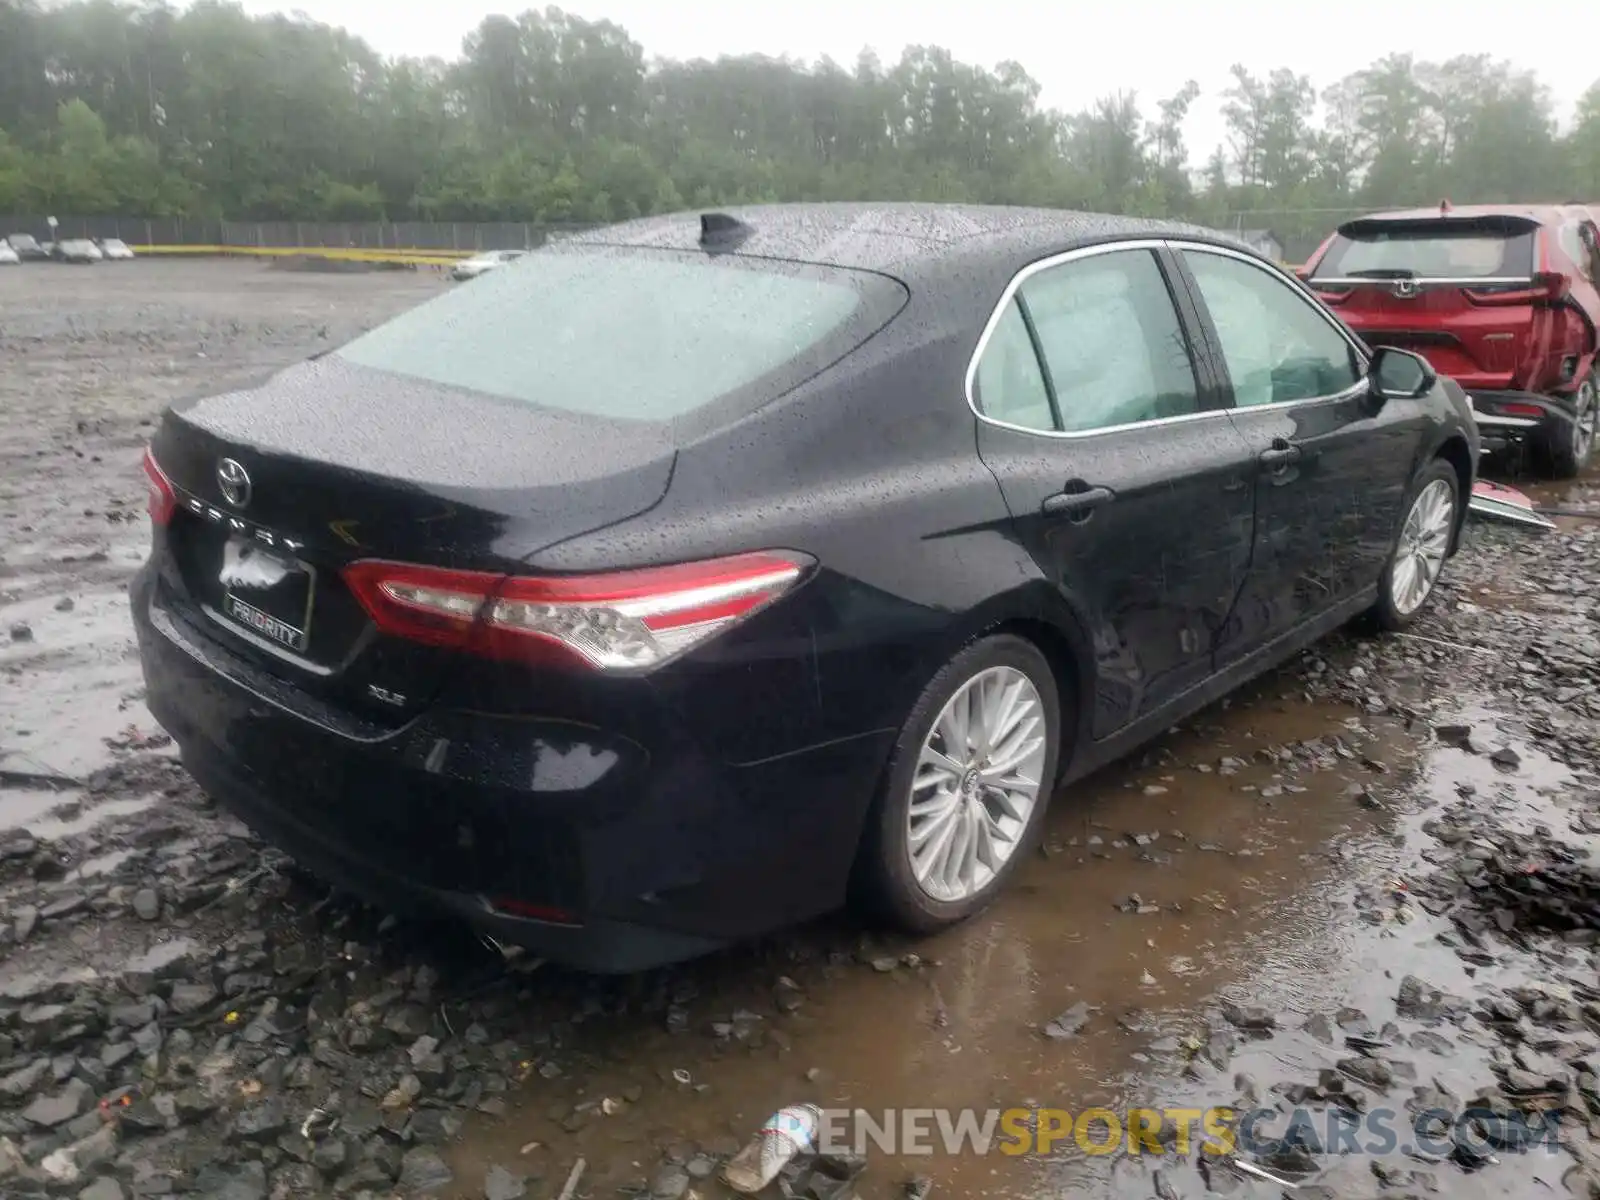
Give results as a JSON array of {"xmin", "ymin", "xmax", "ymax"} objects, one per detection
[
  {"xmin": 1430, "ymin": 432, "xmax": 1475, "ymax": 556},
  {"xmin": 933, "ymin": 582, "xmax": 1093, "ymax": 782}
]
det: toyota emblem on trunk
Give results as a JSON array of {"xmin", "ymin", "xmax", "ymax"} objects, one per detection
[
  {"xmin": 217, "ymin": 458, "xmax": 252, "ymax": 508},
  {"xmin": 1391, "ymin": 279, "xmax": 1420, "ymax": 298}
]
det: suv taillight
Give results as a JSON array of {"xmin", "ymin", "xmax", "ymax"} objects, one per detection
[
  {"xmin": 142, "ymin": 448, "xmax": 176, "ymax": 526},
  {"xmin": 342, "ymin": 551, "xmax": 812, "ymax": 672},
  {"xmin": 1464, "ymin": 271, "xmax": 1570, "ymax": 305}
]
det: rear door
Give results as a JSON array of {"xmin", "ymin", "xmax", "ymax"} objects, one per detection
[
  {"xmin": 1175, "ymin": 243, "xmax": 1424, "ymax": 663},
  {"xmin": 973, "ymin": 243, "xmax": 1258, "ymax": 739}
]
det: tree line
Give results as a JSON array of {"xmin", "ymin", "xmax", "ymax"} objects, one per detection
[{"xmin": 2, "ymin": 0, "xmax": 1599, "ymax": 246}]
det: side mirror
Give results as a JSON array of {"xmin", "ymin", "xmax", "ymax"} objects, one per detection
[{"xmin": 1369, "ymin": 345, "xmax": 1436, "ymax": 402}]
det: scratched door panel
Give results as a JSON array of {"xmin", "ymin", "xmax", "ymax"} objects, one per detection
[{"xmin": 980, "ymin": 417, "xmax": 1257, "ymax": 739}]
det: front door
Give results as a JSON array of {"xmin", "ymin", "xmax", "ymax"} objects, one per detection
[
  {"xmin": 1174, "ymin": 245, "xmax": 1426, "ymax": 664},
  {"xmin": 973, "ymin": 244, "xmax": 1257, "ymax": 740}
]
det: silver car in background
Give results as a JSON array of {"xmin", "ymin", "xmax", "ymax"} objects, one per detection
[{"xmin": 449, "ymin": 248, "xmax": 526, "ymax": 281}]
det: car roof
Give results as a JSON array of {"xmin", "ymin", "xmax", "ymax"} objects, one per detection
[{"xmin": 559, "ymin": 202, "xmax": 1252, "ymax": 277}]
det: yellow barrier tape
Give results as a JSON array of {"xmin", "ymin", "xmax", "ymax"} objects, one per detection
[{"xmin": 135, "ymin": 244, "xmax": 473, "ymax": 264}]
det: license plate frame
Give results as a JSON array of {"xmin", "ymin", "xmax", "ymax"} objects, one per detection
[{"xmin": 218, "ymin": 536, "xmax": 316, "ymax": 654}]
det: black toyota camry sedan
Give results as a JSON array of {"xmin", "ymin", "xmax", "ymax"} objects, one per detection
[{"xmin": 132, "ymin": 204, "xmax": 1478, "ymax": 972}]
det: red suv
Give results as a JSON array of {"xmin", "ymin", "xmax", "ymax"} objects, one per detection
[{"xmin": 1302, "ymin": 204, "xmax": 1600, "ymax": 477}]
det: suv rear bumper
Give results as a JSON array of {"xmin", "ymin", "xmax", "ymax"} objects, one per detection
[{"xmin": 1465, "ymin": 390, "xmax": 1575, "ymax": 450}]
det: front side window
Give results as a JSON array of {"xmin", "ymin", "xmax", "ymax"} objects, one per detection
[
  {"xmin": 1018, "ymin": 249, "xmax": 1200, "ymax": 433},
  {"xmin": 1184, "ymin": 250, "xmax": 1362, "ymax": 408}
]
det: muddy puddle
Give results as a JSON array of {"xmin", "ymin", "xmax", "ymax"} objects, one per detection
[{"xmin": 431, "ymin": 675, "xmax": 1589, "ymax": 1200}]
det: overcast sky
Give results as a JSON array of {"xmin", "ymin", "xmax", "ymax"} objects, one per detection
[{"xmin": 243, "ymin": 0, "xmax": 1590, "ymax": 162}]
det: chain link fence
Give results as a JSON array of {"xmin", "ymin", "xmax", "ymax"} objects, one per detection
[
  {"xmin": 1214, "ymin": 207, "xmax": 1396, "ymax": 264},
  {"xmin": 0, "ymin": 215, "xmax": 600, "ymax": 252}
]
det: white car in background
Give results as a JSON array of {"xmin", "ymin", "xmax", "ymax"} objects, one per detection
[
  {"xmin": 52, "ymin": 238, "xmax": 103, "ymax": 264},
  {"xmin": 449, "ymin": 248, "xmax": 527, "ymax": 282},
  {"xmin": 0, "ymin": 241, "xmax": 18, "ymax": 265},
  {"xmin": 98, "ymin": 238, "xmax": 136, "ymax": 261}
]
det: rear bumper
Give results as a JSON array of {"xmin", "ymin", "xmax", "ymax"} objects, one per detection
[
  {"xmin": 131, "ymin": 566, "xmax": 893, "ymax": 972},
  {"xmin": 1465, "ymin": 390, "xmax": 1574, "ymax": 449}
]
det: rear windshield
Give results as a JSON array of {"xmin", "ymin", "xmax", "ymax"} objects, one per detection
[
  {"xmin": 337, "ymin": 246, "xmax": 905, "ymax": 422},
  {"xmin": 1314, "ymin": 223, "xmax": 1535, "ymax": 280}
]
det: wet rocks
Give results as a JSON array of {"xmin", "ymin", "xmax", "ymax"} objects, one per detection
[
  {"xmin": 230, "ymin": 1099, "xmax": 289, "ymax": 1143},
  {"xmin": 1220, "ymin": 1002, "xmax": 1276, "ymax": 1033},
  {"xmin": 1396, "ymin": 975, "xmax": 1450, "ymax": 1020},
  {"xmin": 650, "ymin": 1163, "xmax": 691, "ymax": 1199},
  {"xmin": 485, "ymin": 1164, "xmax": 527, "ymax": 1200},
  {"xmin": 21, "ymin": 1079, "xmax": 91, "ymax": 1128},
  {"xmin": 130, "ymin": 888, "xmax": 159, "ymax": 921},
  {"xmin": 398, "ymin": 1146, "xmax": 454, "ymax": 1193},
  {"xmin": 1302, "ymin": 1013, "xmax": 1335, "ymax": 1044},
  {"xmin": 1, "ymin": 1057, "xmax": 52, "ymax": 1098},
  {"xmin": 192, "ymin": 1161, "xmax": 267, "ymax": 1200},
  {"xmin": 166, "ymin": 980, "xmax": 217, "ymax": 1015},
  {"xmin": 1490, "ymin": 746, "xmax": 1522, "ymax": 770},
  {"xmin": 774, "ymin": 977, "xmax": 805, "ymax": 1014},
  {"xmin": 1042, "ymin": 1001, "xmax": 1094, "ymax": 1040},
  {"xmin": 1336, "ymin": 1056, "xmax": 1395, "ymax": 1090},
  {"xmin": 309, "ymin": 1138, "xmax": 347, "ymax": 1176}
]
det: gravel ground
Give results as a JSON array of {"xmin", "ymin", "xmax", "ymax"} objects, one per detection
[{"xmin": 1, "ymin": 259, "xmax": 1598, "ymax": 1200}]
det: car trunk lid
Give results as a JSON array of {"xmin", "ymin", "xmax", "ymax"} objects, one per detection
[{"xmin": 149, "ymin": 355, "xmax": 676, "ymax": 723}]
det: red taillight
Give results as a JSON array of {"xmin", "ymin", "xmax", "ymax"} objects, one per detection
[
  {"xmin": 1501, "ymin": 403, "xmax": 1546, "ymax": 419},
  {"xmin": 342, "ymin": 551, "xmax": 811, "ymax": 672},
  {"xmin": 142, "ymin": 448, "xmax": 176, "ymax": 526},
  {"xmin": 1465, "ymin": 272, "xmax": 1570, "ymax": 305}
]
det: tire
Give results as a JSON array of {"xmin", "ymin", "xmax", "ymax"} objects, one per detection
[
  {"xmin": 860, "ymin": 633, "xmax": 1065, "ymax": 934},
  {"xmin": 1532, "ymin": 371, "xmax": 1597, "ymax": 479},
  {"xmin": 1371, "ymin": 458, "xmax": 1460, "ymax": 633}
]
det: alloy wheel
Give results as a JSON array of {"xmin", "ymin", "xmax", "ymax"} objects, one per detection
[
  {"xmin": 906, "ymin": 665, "xmax": 1047, "ymax": 903},
  {"xmin": 1390, "ymin": 478, "xmax": 1455, "ymax": 616}
]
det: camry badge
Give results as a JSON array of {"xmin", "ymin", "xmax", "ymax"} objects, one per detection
[{"xmin": 217, "ymin": 458, "xmax": 251, "ymax": 508}]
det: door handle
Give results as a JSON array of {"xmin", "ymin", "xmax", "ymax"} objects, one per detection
[
  {"xmin": 1041, "ymin": 485, "xmax": 1114, "ymax": 518},
  {"xmin": 1258, "ymin": 440, "xmax": 1302, "ymax": 471}
]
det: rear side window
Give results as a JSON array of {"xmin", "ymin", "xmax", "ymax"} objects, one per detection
[
  {"xmin": 972, "ymin": 301, "xmax": 1055, "ymax": 431},
  {"xmin": 336, "ymin": 247, "xmax": 904, "ymax": 422},
  {"xmin": 1019, "ymin": 249, "xmax": 1200, "ymax": 433},
  {"xmin": 1314, "ymin": 223, "xmax": 1535, "ymax": 280}
]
